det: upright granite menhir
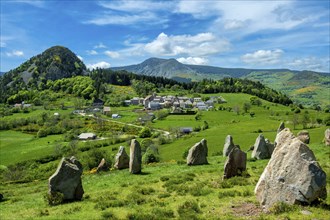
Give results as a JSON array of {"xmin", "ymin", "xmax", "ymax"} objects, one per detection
[
  {"xmin": 187, "ymin": 139, "xmax": 208, "ymax": 165},
  {"xmin": 48, "ymin": 156, "xmax": 84, "ymax": 201},
  {"xmin": 129, "ymin": 139, "xmax": 142, "ymax": 174},
  {"xmin": 255, "ymin": 128, "xmax": 327, "ymax": 209}
]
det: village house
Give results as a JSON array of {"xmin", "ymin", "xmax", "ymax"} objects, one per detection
[
  {"xmin": 103, "ymin": 106, "xmax": 111, "ymax": 115},
  {"xmin": 78, "ymin": 133, "xmax": 96, "ymax": 140},
  {"xmin": 130, "ymin": 97, "xmax": 140, "ymax": 105}
]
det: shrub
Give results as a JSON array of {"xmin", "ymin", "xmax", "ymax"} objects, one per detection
[
  {"xmin": 177, "ymin": 200, "xmax": 201, "ymax": 219},
  {"xmin": 45, "ymin": 192, "xmax": 64, "ymax": 206},
  {"xmin": 139, "ymin": 127, "xmax": 152, "ymax": 138},
  {"xmin": 182, "ymin": 147, "xmax": 190, "ymax": 159},
  {"xmin": 142, "ymin": 148, "xmax": 160, "ymax": 164},
  {"xmin": 269, "ymin": 202, "xmax": 298, "ymax": 214},
  {"xmin": 101, "ymin": 211, "xmax": 118, "ymax": 220}
]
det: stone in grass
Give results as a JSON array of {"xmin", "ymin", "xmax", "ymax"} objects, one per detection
[
  {"xmin": 48, "ymin": 156, "xmax": 84, "ymax": 202},
  {"xmin": 187, "ymin": 139, "xmax": 208, "ymax": 165},
  {"xmin": 297, "ymin": 130, "xmax": 310, "ymax": 144},
  {"xmin": 325, "ymin": 128, "xmax": 330, "ymax": 146},
  {"xmin": 129, "ymin": 139, "xmax": 142, "ymax": 174},
  {"xmin": 223, "ymin": 135, "xmax": 236, "ymax": 157},
  {"xmin": 255, "ymin": 128, "xmax": 327, "ymax": 210},
  {"xmin": 114, "ymin": 146, "xmax": 129, "ymax": 170},
  {"xmin": 96, "ymin": 158, "xmax": 110, "ymax": 172},
  {"xmin": 223, "ymin": 147, "xmax": 247, "ymax": 179},
  {"xmin": 252, "ymin": 134, "xmax": 274, "ymax": 160}
]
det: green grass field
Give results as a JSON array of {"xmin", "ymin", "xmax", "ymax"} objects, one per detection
[{"xmin": 0, "ymin": 92, "xmax": 329, "ymax": 219}]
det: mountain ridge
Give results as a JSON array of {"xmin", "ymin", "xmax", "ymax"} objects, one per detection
[{"xmin": 112, "ymin": 58, "xmax": 330, "ymax": 107}]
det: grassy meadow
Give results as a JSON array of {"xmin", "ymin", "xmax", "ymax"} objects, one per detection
[{"xmin": 0, "ymin": 92, "xmax": 329, "ymax": 219}]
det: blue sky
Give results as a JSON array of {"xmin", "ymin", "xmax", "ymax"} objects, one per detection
[{"xmin": 1, "ymin": 0, "xmax": 329, "ymax": 72}]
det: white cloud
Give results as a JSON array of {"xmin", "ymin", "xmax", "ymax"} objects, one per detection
[
  {"xmin": 6, "ymin": 50, "xmax": 24, "ymax": 57},
  {"xmin": 223, "ymin": 20, "xmax": 246, "ymax": 30},
  {"xmin": 98, "ymin": 1, "xmax": 173, "ymax": 12},
  {"xmin": 86, "ymin": 61, "xmax": 111, "ymax": 70},
  {"xmin": 177, "ymin": 1, "xmax": 316, "ymax": 33},
  {"xmin": 287, "ymin": 57, "xmax": 326, "ymax": 72},
  {"xmin": 104, "ymin": 50, "xmax": 120, "ymax": 58},
  {"xmin": 77, "ymin": 55, "xmax": 83, "ymax": 61},
  {"xmin": 144, "ymin": 32, "xmax": 230, "ymax": 57},
  {"xmin": 94, "ymin": 43, "xmax": 107, "ymax": 49},
  {"xmin": 86, "ymin": 50, "xmax": 98, "ymax": 55},
  {"xmin": 0, "ymin": 41, "xmax": 6, "ymax": 48},
  {"xmin": 85, "ymin": 12, "xmax": 165, "ymax": 26},
  {"xmin": 242, "ymin": 49, "xmax": 283, "ymax": 65},
  {"xmin": 177, "ymin": 57, "xmax": 209, "ymax": 65}
]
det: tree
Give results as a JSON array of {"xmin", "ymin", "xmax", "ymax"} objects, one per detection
[
  {"xmin": 233, "ymin": 105, "xmax": 240, "ymax": 115},
  {"xmin": 292, "ymin": 114, "xmax": 299, "ymax": 130},
  {"xmin": 301, "ymin": 111, "xmax": 310, "ymax": 129},
  {"xmin": 243, "ymin": 102, "xmax": 251, "ymax": 113}
]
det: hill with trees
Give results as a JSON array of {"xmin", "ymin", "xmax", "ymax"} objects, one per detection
[{"xmin": 0, "ymin": 46, "xmax": 86, "ymax": 103}]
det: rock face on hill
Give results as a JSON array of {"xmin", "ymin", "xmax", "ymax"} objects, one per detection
[
  {"xmin": 252, "ymin": 134, "xmax": 273, "ymax": 159},
  {"xmin": 187, "ymin": 139, "xmax": 208, "ymax": 165},
  {"xmin": 114, "ymin": 146, "xmax": 129, "ymax": 169},
  {"xmin": 129, "ymin": 139, "xmax": 142, "ymax": 174},
  {"xmin": 223, "ymin": 135, "xmax": 236, "ymax": 157},
  {"xmin": 48, "ymin": 156, "xmax": 84, "ymax": 201},
  {"xmin": 223, "ymin": 147, "xmax": 247, "ymax": 179},
  {"xmin": 255, "ymin": 128, "xmax": 327, "ymax": 209},
  {"xmin": 297, "ymin": 130, "xmax": 310, "ymax": 144}
]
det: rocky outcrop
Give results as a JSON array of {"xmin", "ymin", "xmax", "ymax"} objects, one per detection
[
  {"xmin": 325, "ymin": 128, "xmax": 330, "ymax": 146},
  {"xmin": 48, "ymin": 157, "xmax": 84, "ymax": 201},
  {"xmin": 114, "ymin": 146, "xmax": 129, "ymax": 169},
  {"xmin": 223, "ymin": 135, "xmax": 236, "ymax": 157},
  {"xmin": 297, "ymin": 130, "xmax": 310, "ymax": 144},
  {"xmin": 255, "ymin": 128, "xmax": 327, "ymax": 209},
  {"xmin": 187, "ymin": 139, "xmax": 208, "ymax": 165},
  {"xmin": 129, "ymin": 139, "xmax": 142, "ymax": 174},
  {"xmin": 223, "ymin": 147, "xmax": 247, "ymax": 179},
  {"xmin": 252, "ymin": 134, "xmax": 273, "ymax": 159},
  {"xmin": 96, "ymin": 158, "xmax": 109, "ymax": 172}
]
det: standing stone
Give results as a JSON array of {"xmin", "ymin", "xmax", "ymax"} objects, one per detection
[
  {"xmin": 223, "ymin": 135, "xmax": 236, "ymax": 157},
  {"xmin": 187, "ymin": 139, "xmax": 208, "ymax": 165},
  {"xmin": 129, "ymin": 139, "xmax": 142, "ymax": 174},
  {"xmin": 49, "ymin": 156, "xmax": 84, "ymax": 201},
  {"xmin": 277, "ymin": 122, "xmax": 285, "ymax": 134},
  {"xmin": 223, "ymin": 147, "xmax": 247, "ymax": 179},
  {"xmin": 255, "ymin": 128, "xmax": 327, "ymax": 210},
  {"xmin": 252, "ymin": 134, "xmax": 271, "ymax": 159},
  {"xmin": 114, "ymin": 146, "xmax": 129, "ymax": 169},
  {"xmin": 297, "ymin": 130, "xmax": 310, "ymax": 144},
  {"xmin": 96, "ymin": 158, "xmax": 109, "ymax": 172},
  {"xmin": 325, "ymin": 128, "xmax": 330, "ymax": 146},
  {"xmin": 265, "ymin": 138, "xmax": 274, "ymax": 156}
]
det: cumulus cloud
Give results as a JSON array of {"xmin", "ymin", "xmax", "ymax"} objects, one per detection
[
  {"xmin": 86, "ymin": 61, "xmax": 111, "ymax": 70},
  {"xmin": 86, "ymin": 50, "xmax": 98, "ymax": 55},
  {"xmin": 0, "ymin": 41, "xmax": 6, "ymax": 48},
  {"xmin": 144, "ymin": 32, "xmax": 230, "ymax": 57},
  {"xmin": 287, "ymin": 57, "xmax": 326, "ymax": 72},
  {"xmin": 94, "ymin": 43, "xmax": 107, "ymax": 49},
  {"xmin": 223, "ymin": 19, "xmax": 246, "ymax": 30},
  {"xmin": 241, "ymin": 49, "xmax": 283, "ymax": 65},
  {"xmin": 104, "ymin": 50, "xmax": 120, "ymax": 58},
  {"xmin": 6, "ymin": 50, "xmax": 24, "ymax": 57},
  {"xmin": 177, "ymin": 57, "xmax": 209, "ymax": 65},
  {"xmin": 77, "ymin": 55, "xmax": 83, "ymax": 61}
]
